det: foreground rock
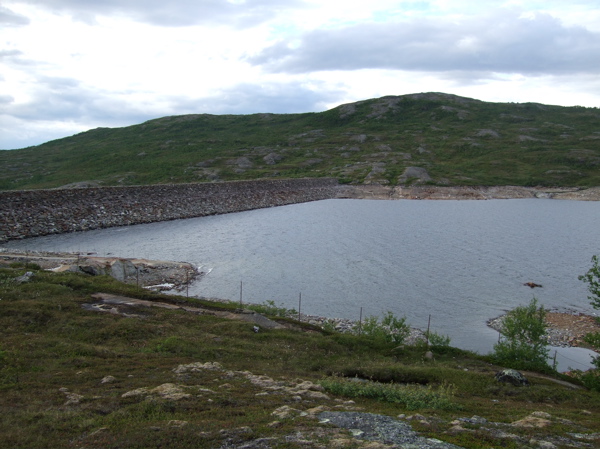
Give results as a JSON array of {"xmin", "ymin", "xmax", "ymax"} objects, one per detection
[
  {"xmin": 0, "ymin": 249, "xmax": 199, "ymax": 290},
  {"xmin": 495, "ymin": 369, "xmax": 529, "ymax": 386},
  {"xmin": 319, "ymin": 412, "xmax": 461, "ymax": 449},
  {"xmin": 80, "ymin": 360, "xmax": 599, "ymax": 449}
]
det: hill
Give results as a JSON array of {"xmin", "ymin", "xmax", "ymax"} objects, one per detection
[
  {"xmin": 1, "ymin": 260, "xmax": 599, "ymax": 448},
  {"xmin": 1, "ymin": 92, "xmax": 599, "ymax": 190}
]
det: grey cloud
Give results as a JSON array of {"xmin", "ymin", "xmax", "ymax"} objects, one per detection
[
  {"xmin": 0, "ymin": 79, "xmax": 341, "ymax": 148},
  {"xmin": 14, "ymin": 0, "xmax": 305, "ymax": 27},
  {"xmin": 0, "ymin": 5, "xmax": 30, "ymax": 26},
  {"xmin": 0, "ymin": 48, "xmax": 45, "ymax": 67},
  {"xmin": 183, "ymin": 82, "xmax": 341, "ymax": 115},
  {"xmin": 250, "ymin": 11, "xmax": 600, "ymax": 76},
  {"xmin": 0, "ymin": 49, "xmax": 23, "ymax": 59},
  {"xmin": 2, "ymin": 75, "xmax": 145, "ymax": 124}
]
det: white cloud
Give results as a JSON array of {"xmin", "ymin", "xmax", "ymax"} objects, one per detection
[{"xmin": 1, "ymin": 0, "xmax": 599, "ymax": 150}]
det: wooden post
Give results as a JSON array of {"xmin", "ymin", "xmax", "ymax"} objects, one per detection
[
  {"xmin": 239, "ymin": 281, "xmax": 243, "ymax": 309},
  {"xmin": 358, "ymin": 307, "xmax": 363, "ymax": 336},
  {"xmin": 298, "ymin": 292, "xmax": 302, "ymax": 321},
  {"xmin": 426, "ymin": 314, "xmax": 431, "ymax": 350}
]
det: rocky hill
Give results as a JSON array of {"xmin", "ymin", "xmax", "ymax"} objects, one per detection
[{"xmin": 1, "ymin": 92, "xmax": 599, "ymax": 190}]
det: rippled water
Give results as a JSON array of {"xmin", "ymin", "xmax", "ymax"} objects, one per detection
[{"xmin": 5, "ymin": 198, "xmax": 600, "ymax": 370}]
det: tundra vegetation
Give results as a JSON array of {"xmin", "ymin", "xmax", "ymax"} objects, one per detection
[
  {"xmin": 1, "ymin": 263, "xmax": 599, "ymax": 448},
  {"xmin": 576, "ymin": 255, "xmax": 600, "ymax": 391},
  {"xmin": 1, "ymin": 93, "xmax": 599, "ymax": 190}
]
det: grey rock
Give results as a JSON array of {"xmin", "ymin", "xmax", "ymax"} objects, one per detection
[
  {"xmin": 319, "ymin": 412, "xmax": 463, "ymax": 448},
  {"xmin": 14, "ymin": 271, "xmax": 34, "ymax": 283},
  {"xmin": 398, "ymin": 167, "xmax": 432, "ymax": 184},
  {"xmin": 495, "ymin": 369, "xmax": 529, "ymax": 386},
  {"xmin": 263, "ymin": 153, "xmax": 283, "ymax": 165}
]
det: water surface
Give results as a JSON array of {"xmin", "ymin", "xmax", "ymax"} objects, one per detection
[{"xmin": 5, "ymin": 198, "xmax": 600, "ymax": 370}]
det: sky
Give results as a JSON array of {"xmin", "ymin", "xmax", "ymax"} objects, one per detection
[{"xmin": 1, "ymin": 0, "xmax": 600, "ymax": 150}]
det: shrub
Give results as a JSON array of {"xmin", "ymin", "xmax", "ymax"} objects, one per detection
[
  {"xmin": 319, "ymin": 377, "xmax": 458, "ymax": 410},
  {"xmin": 492, "ymin": 298, "xmax": 550, "ymax": 371},
  {"xmin": 360, "ymin": 311, "xmax": 410, "ymax": 344},
  {"xmin": 583, "ymin": 332, "xmax": 600, "ymax": 350},
  {"xmin": 427, "ymin": 331, "xmax": 452, "ymax": 351},
  {"xmin": 246, "ymin": 300, "xmax": 297, "ymax": 318},
  {"xmin": 579, "ymin": 255, "xmax": 600, "ymax": 310},
  {"xmin": 577, "ymin": 257, "xmax": 600, "ymax": 387}
]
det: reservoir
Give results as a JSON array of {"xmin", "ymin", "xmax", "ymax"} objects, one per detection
[{"xmin": 4, "ymin": 198, "xmax": 600, "ymax": 370}]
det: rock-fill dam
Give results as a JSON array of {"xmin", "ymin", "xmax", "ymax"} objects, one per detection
[{"xmin": 0, "ymin": 178, "xmax": 339, "ymax": 242}]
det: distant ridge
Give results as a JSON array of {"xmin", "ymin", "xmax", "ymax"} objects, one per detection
[{"xmin": 1, "ymin": 92, "xmax": 598, "ymax": 190}]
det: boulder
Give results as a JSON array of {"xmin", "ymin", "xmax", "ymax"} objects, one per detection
[
  {"xmin": 14, "ymin": 271, "xmax": 34, "ymax": 283},
  {"xmin": 495, "ymin": 368, "xmax": 529, "ymax": 386},
  {"xmin": 398, "ymin": 167, "xmax": 432, "ymax": 184}
]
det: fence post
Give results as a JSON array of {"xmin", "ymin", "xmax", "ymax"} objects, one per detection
[
  {"xmin": 426, "ymin": 314, "xmax": 431, "ymax": 350},
  {"xmin": 358, "ymin": 307, "xmax": 363, "ymax": 336}
]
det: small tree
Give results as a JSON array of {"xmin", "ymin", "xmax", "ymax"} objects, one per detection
[
  {"xmin": 579, "ymin": 255, "xmax": 600, "ymax": 310},
  {"xmin": 577, "ymin": 256, "xmax": 600, "ymax": 390},
  {"xmin": 493, "ymin": 298, "xmax": 550, "ymax": 371}
]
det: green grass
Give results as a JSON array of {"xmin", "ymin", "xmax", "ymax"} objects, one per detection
[
  {"xmin": 0, "ymin": 265, "xmax": 599, "ymax": 448},
  {"xmin": 1, "ymin": 93, "xmax": 599, "ymax": 190}
]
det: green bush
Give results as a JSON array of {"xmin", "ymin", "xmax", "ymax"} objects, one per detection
[
  {"xmin": 578, "ymin": 257, "xmax": 600, "ymax": 387},
  {"xmin": 246, "ymin": 300, "xmax": 297, "ymax": 318},
  {"xmin": 492, "ymin": 298, "xmax": 550, "ymax": 371},
  {"xmin": 427, "ymin": 331, "xmax": 452, "ymax": 351},
  {"xmin": 319, "ymin": 377, "xmax": 458, "ymax": 410},
  {"xmin": 579, "ymin": 255, "xmax": 600, "ymax": 310},
  {"xmin": 583, "ymin": 332, "xmax": 600, "ymax": 350},
  {"xmin": 360, "ymin": 311, "xmax": 410, "ymax": 344}
]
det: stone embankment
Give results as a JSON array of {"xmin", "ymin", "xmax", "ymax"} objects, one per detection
[
  {"xmin": 2, "ymin": 179, "xmax": 599, "ymax": 242},
  {"xmin": 0, "ymin": 178, "xmax": 338, "ymax": 242}
]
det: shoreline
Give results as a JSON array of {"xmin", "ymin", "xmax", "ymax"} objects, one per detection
[
  {"xmin": 488, "ymin": 310, "xmax": 600, "ymax": 350},
  {"xmin": 336, "ymin": 184, "xmax": 600, "ymax": 201},
  {"xmin": 3, "ymin": 248, "xmax": 597, "ymax": 352}
]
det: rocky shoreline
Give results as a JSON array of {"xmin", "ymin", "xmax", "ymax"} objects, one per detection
[
  {"xmin": 0, "ymin": 249, "xmax": 201, "ymax": 291},
  {"xmin": 488, "ymin": 311, "xmax": 600, "ymax": 349},
  {"xmin": 3, "ymin": 248, "xmax": 598, "ymax": 352},
  {"xmin": 337, "ymin": 185, "xmax": 600, "ymax": 201}
]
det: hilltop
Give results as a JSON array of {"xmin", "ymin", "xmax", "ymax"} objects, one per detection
[{"xmin": 1, "ymin": 92, "xmax": 599, "ymax": 190}]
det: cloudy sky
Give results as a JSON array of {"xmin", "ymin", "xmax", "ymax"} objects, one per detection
[{"xmin": 1, "ymin": 0, "xmax": 600, "ymax": 149}]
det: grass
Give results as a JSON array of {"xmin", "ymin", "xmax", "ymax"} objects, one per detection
[
  {"xmin": 1, "ymin": 264, "xmax": 599, "ymax": 448},
  {"xmin": 1, "ymin": 92, "xmax": 599, "ymax": 190}
]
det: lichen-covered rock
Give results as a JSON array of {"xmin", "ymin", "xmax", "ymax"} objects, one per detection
[{"xmin": 495, "ymin": 369, "xmax": 529, "ymax": 386}]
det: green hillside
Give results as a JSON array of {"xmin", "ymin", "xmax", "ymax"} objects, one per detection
[{"xmin": 1, "ymin": 92, "xmax": 599, "ymax": 190}]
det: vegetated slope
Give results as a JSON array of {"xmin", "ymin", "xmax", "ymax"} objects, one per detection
[
  {"xmin": 1, "ymin": 92, "xmax": 599, "ymax": 190},
  {"xmin": 1, "ymin": 263, "xmax": 599, "ymax": 449}
]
